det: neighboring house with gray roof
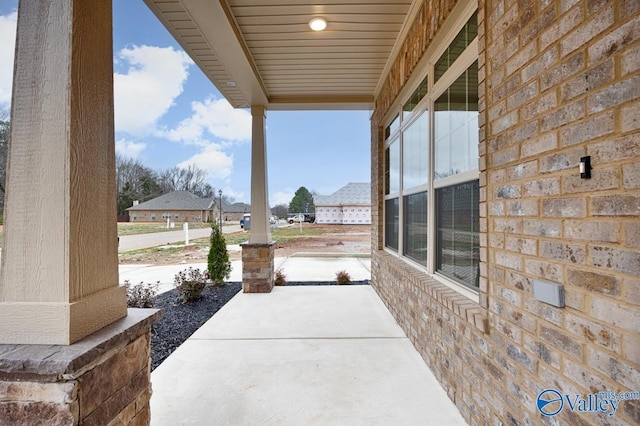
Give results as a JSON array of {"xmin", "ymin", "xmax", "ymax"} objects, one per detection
[
  {"xmin": 220, "ymin": 201, "xmax": 250, "ymax": 222},
  {"xmin": 314, "ymin": 183, "xmax": 371, "ymax": 225},
  {"xmin": 126, "ymin": 191, "xmax": 216, "ymax": 223}
]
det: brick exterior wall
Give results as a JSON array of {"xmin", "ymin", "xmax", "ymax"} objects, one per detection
[
  {"xmin": 371, "ymin": 1, "xmax": 640, "ymax": 425},
  {"xmin": 130, "ymin": 210, "xmax": 211, "ymax": 223}
]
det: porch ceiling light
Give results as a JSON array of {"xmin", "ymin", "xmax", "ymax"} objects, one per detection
[{"xmin": 309, "ymin": 17, "xmax": 327, "ymax": 31}]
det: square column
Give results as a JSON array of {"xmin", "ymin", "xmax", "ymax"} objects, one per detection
[
  {"xmin": 241, "ymin": 242, "xmax": 276, "ymax": 293},
  {"xmin": 249, "ymin": 105, "xmax": 272, "ymax": 244},
  {"xmin": 0, "ymin": 0, "xmax": 126, "ymax": 344},
  {"xmin": 0, "ymin": 309, "xmax": 160, "ymax": 425},
  {"xmin": 242, "ymin": 105, "xmax": 274, "ymax": 293}
]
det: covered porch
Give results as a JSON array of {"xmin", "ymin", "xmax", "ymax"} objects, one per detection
[
  {"xmin": 150, "ymin": 285, "xmax": 466, "ymax": 425},
  {"xmin": 0, "ymin": 0, "xmax": 434, "ymax": 424}
]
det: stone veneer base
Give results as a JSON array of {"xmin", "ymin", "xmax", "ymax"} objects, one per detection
[
  {"xmin": 0, "ymin": 308, "xmax": 160, "ymax": 425},
  {"xmin": 241, "ymin": 242, "xmax": 276, "ymax": 293}
]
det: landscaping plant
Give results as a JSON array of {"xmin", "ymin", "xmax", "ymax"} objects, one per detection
[
  {"xmin": 274, "ymin": 268, "xmax": 287, "ymax": 286},
  {"xmin": 174, "ymin": 267, "xmax": 207, "ymax": 303},
  {"xmin": 335, "ymin": 270, "xmax": 352, "ymax": 285},
  {"xmin": 125, "ymin": 280, "xmax": 159, "ymax": 308},
  {"xmin": 207, "ymin": 222, "xmax": 231, "ymax": 286}
]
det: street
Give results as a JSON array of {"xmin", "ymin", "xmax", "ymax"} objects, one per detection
[{"xmin": 118, "ymin": 224, "xmax": 242, "ymax": 252}]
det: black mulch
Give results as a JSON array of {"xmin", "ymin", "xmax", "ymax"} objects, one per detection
[{"xmin": 150, "ymin": 280, "xmax": 370, "ymax": 371}]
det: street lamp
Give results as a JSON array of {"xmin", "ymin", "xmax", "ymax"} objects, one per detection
[{"xmin": 218, "ymin": 189, "xmax": 223, "ymax": 229}]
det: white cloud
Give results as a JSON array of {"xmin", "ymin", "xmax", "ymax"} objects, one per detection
[
  {"xmin": 177, "ymin": 143, "xmax": 233, "ymax": 180},
  {"xmin": 220, "ymin": 186, "xmax": 244, "ymax": 202},
  {"xmin": 114, "ymin": 45, "xmax": 192, "ymax": 136},
  {"xmin": 115, "ymin": 139, "xmax": 147, "ymax": 159},
  {"xmin": 271, "ymin": 190, "xmax": 294, "ymax": 206},
  {"xmin": 0, "ymin": 11, "xmax": 17, "ymax": 107},
  {"xmin": 165, "ymin": 97, "xmax": 251, "ymax": 144}
]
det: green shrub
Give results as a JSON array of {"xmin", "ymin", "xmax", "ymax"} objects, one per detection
[
  {"xmin": 335, "ymin": 270, "xmax": 351, "ymax": 285},
  {"xmin": 125, "ymin": 280, "xmax": 158, "ymax": 308},
  {"xmin": 208, "ymin": 222, "xmax": 231, "ymax": 286},
  {"xmin": 174, "ymin": 267, "xmax": 207, "ymax": 303},
  {"xmin": 274, "ymin": 268, "xmax": 287, "ymax": 286}
]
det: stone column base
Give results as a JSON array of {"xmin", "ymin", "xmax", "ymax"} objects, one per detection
[
  {"xmin": 242, "ymin": 242, "xmax": 276, "ymax": 293},
  {"xmin": 0, "ymin": 309, "xmax": 160, "ymax": 425}
]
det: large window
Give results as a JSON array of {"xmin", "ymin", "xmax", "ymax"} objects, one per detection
[
  {"xmin": 436, "ymin": 181, "xmax": 479, "ymax": 287},
  {"xmin": 434, "ymin": 62, "xmax": 478, "ymax": 179},
  {"xmin": 383, "ymin": 10, "xmax": 479, "ymax": 291},
  {"xmin": 385, "ymin": 198, "xmax": 399, "ymax": 251}
]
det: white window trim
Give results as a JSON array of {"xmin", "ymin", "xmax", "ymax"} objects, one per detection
[{"xmin": 381, "ymin": 2, "xmax": 480, "ymax": 298}]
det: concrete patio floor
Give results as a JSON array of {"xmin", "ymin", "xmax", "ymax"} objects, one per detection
[{"xmin": 150, "ymin": 286, "xmax": 467, "ymax": 425}]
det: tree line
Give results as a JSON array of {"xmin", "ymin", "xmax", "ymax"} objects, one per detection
[
  {"xmin": 115, "ymin": 156, "xmax": 220, "ymax": 215},
  {"xmin": 0, "ymin": 110, "xmax": 226, "ymax": 216},
  {"xmin": 0, "ymin": 111, "xmax": 319, "ymax": 219}
]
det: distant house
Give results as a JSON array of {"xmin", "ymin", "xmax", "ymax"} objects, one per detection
[
  {"xmin": 314, "ymin": 183, "xmax": 371, "ymax": 225},
  {"xmin": 221, "ymin": 201, "xmax": 250, "ymax": 222},
  {"xmin": 126, "ymin": 191, "xmax": 216, "ymax": 223}
]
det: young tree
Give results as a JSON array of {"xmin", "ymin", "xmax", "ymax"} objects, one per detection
[
  {"xmin": 207, "ymin": 222, "xmax": 231, "ymax": 286},
  {"xmin": 288, "ymin": 186, "xmax": 315, "ymax": 213}
]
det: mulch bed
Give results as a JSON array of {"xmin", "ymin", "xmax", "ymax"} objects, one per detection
[{"xmin": 150, "ymin": 280, "xmax": 370, "ymax": 371}]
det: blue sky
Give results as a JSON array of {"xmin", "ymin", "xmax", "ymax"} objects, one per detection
[{"xmin": 0, "ymin": 1, "xmax": 371, "ymax": 205}]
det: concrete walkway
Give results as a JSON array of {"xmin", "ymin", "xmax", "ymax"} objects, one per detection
[
  {"xmin": 150, "ymin": 286, "xmax": 467, "ymax": 425},
  {"xmin": 119, "ymin": 253, "xmax": 372, "ymax": 293}
]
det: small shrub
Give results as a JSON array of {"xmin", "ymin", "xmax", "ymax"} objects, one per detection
[
  {"xmin": 335, "ymin": 270, "xmax": 351, "ymax": 285},
  {"xmin": 208, "ymin": 222, "xmax": 231, "ymax": 286},
  {"xmin": 175, "ymin": 267, "xmax": 207, "ymax": 303},
  {"xmin": 125, "ymin": 280, "xmax": 158, "ymax": 308},
  {"xmin": 274, "ymin": 268, "xmax": 287, "ymax": 286}
]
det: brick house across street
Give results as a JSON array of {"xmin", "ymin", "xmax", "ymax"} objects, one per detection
[
  {"xmin": 315, "ymin": 182, "xmax": 372, "ymax": 225},
  {"xmin": 126, "ymin": 190, "xmax": 217, "ymax": 223},
  {"xmin": 1, "ymin": 1, "xmax": 639, "ymax": 425},
  {"xmin": 126, "ymin": 190, "xmax": 250, "ymax": 223}
]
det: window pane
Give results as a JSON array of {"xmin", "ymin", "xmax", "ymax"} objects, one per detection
[
  {"xmin": 385, "ymin": 198, "xmax": 399, "ymax": 251},
  {"xmin": 385, "ymin": 139, "xmax": 400, "ymax": 194},
  {"xmin": 434, "ymin": 61, "xmax": 479, "ymax": 179},
  {"xmin": 436, "ymin": 180, "xmax": 480, "ymax": 288},
  {"xmin": 385, "ymin": 114, "xmax": 400, "ymax": 140},
  {"xmin": 403, "ymin": 112, "xmax": 429, "ymax": 190},
  {"xmin": 434, "ymin": 12, "xmax": 478, "ymax": 83},
  {"xmin": 403, "ymin": 75, "xmax": 428, "ymax": 118},
  {"xmin": 404, "ymin": 191, "xmax": 428, "ymax": 266}
]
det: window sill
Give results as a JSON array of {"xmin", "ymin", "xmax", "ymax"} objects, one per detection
[
  {"xmin": 377, "ymin": 250, "xmax": 488, "ymax": 334},
  {"xmin": 432, "ymin": 273, "xmax": 479, "ymax": 304}
]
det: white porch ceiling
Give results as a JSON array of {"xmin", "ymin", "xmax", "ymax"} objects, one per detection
[{"xmin": 143, "ymin": 0, "xmax": 419, "ymax": 110}]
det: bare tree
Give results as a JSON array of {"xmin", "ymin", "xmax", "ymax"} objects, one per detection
[
  {"xmin": 271, "ymin": 203, "xmax": 288, "ymax": 219},
  {"xmin": 158, "ymin": 164, "xmax": 213, "ymax": 197},
  {"xmin": 0, "ymin": 110, "xmax": 9, "ymax": 207},
  {"xmin": 115, "ymin": 155, "xmax": 162, "ymax": 215}
]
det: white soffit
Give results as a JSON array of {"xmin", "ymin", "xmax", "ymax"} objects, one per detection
[{"xmin": 144, "ymin": 0, "xmax": 416, "ymax": 110}]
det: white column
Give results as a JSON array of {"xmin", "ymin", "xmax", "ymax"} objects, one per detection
[
  {"xmin": 0, "ymin": 0, "xmax": 126, "ymax": 345},
  {"xmin": 249, "ymin": 105, "xmax": 272, "ymax": 244}
]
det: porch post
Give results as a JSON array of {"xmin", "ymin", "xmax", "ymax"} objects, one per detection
[
  {"xmin": 242, "ymin": 105, "xmax": 275, "ymax": 293},
  {"xmin": 0, "ymin": 0, "xmax": 126, "ymax": 345},
  {"xmin": 249, "ymin": 105, "xmax": 272, "ymax": 244}
]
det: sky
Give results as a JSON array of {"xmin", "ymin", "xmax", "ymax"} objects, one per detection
[{"xmin": 0, "ymin": 1, "xmax": 371, "ymax": 206}]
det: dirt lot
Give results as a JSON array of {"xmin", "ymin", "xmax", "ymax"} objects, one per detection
[{"xmin": 119, "ymin": 224, "xmax": 371, "ymax": 265}]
